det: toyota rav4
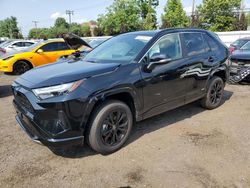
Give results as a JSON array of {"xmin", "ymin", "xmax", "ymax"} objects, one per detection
[{"xmin": 12, "ymin": 29, "xmax": 229, "ymax": 154}]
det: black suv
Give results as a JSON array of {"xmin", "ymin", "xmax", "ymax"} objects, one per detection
[{"xmin": 12, "ymin": 29, "xmax": 229, "ymax": 154}]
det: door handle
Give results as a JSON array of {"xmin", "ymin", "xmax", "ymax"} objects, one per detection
[{"xmin": 208, "ymin": 56, "xmax": 214, "ymax": 62}]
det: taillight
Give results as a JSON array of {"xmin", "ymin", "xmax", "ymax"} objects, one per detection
[{"xmin": 228, "ymin": 46, "xmax": 235, "ymax": 54}]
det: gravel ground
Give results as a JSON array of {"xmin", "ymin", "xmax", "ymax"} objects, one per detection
[{"xmin": 0, "ymin": 73, "xmax": 250, "ymax": 188}]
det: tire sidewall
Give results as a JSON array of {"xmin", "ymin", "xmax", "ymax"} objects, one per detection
[
  {"xmin": 88, "ymin": 100, "xmax": 133, "ymax": 154},
  {"xmin": 205, "ymin": 76, "xmax": 225, "ymax": 109},
  {"xmin": 13, "ymin": 61, "xmax": 31, "ymax": 75}
]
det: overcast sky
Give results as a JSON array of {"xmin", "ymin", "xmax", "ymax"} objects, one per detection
[{"xmin": 0, "ymin": 0, "xmax": 249, "ymax": 36}]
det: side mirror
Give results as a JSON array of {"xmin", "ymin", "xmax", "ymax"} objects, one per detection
[
  {"xmin": 146, "ymin": 54, "xmax": 171, "ymax": 71},
  {"xmin": 37, "ymin": 49, "xmax": 44, "ymax": 53}
]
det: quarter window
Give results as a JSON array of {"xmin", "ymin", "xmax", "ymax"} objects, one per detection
[
  {"xmin": 148, "ymin": 33, "xmax": 182, "ymax": 60},
  {"xmin": 183, "ymin": 33, "xmax": 209, "ymax": 56},
  {"xmin": 203, "ymin": 34, "xmax": 220, "ymax": 52}
]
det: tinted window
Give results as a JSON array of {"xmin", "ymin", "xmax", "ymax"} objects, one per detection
[
  {"xmin": 57, "ymin": 42, "xmax": 70, "ymax": 50},
  {"xmin": 203, "ymin": 34, "xmax": 220, "ymax": 52},
  {"xmin": 12, "ymin": 42, "xmax": 23, "ymax": 47},
  {"xmin": 24, "ymin": 42, "xmax": 34, "ymax": 47},
  {"xmin": 148, "ymin": 33, "xmax": 182, "ymax": 60},
  {"xmin": 183, "ymin": 33, "xmax": 208, "ymax": 56},
  {"xmin": 240, "ymin": 41, "xmax": 250, "ymax": 50}
]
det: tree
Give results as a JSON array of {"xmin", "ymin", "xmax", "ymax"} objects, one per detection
[
  {"xmin": 0, "ymin": 16, "xmax": 22, "ymax": 38},
  {"xmin": 137, "ymin": 0, "xmax": 159, "ymax": 29},
  {"xmin": 161, "ymin": 0, "xmax": 189, "ymax": 28},
  {"xmin": 234, "ymin": 13, "xmax": 247, "ymax": 31},
  {"xmin": 81, "ymin": 23, "xmax": 91, "ymax": 37},
  {"xmin": 97, "ymin": 0, "xmax": 141, "ymax": 35},
  {"xmin": 54, "ymin": 17, "xmax": 69, "ymax": 28},
  {"xmin": 197, "ymin": 0, "xmax": 241, "ymax": 31}
]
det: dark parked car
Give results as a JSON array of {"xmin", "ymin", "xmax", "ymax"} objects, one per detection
[
  {"xmin": 12, "ymin": 29, "xmax": 229, "ymax": 154},
  {"xmin": 229, "ymin": 41, "xmax": 250, "ymax": 82},
  {"xmin": 229, "ymin": 37, "xmax": 250, "ymax": 54}
]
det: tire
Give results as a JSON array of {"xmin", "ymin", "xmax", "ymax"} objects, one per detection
[
  {"xmin": 13, "ymin": 61, "xmax": 31, "ymax": 75},
  {"xmin": 87, "ymin": 100, "xmax": 133, "ymax": 154},
  {"xmin": 201, "ymin": 76, "xmax": 225, "ymax": 110}
]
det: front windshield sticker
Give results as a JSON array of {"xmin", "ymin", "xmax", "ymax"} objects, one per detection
[{"xmin": 135, "ymin": 36, "xmax": 152, "ymax": 42}]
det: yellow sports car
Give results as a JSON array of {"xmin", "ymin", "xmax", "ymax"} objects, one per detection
[{"xmin": 0, "ymin": 33, "xmax": 91, "ymax": 74}]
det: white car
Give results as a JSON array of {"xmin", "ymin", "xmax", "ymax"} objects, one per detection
[{"xmin": 0, "ymin": 40, "xmax": 36, "ymax": 57}]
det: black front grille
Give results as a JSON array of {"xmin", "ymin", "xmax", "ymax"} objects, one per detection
[{"xmin": 15, "ymin": 92, "xmax": 34, "ymax": 113}]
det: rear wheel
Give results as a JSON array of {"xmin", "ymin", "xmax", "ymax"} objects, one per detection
[
  {"xmin": 201, "ymin": 76, "xmax": 225, "ymax": 109},
  {"xmin": 13, "ymin": 61, "xmax": 31, "ymax": 75},
  {"xmin": 87, "ymin": 100, "xmax": 133, "ymax": 154}
]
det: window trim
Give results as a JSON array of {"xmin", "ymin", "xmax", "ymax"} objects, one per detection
[{"xmin": 138, "ymin": 33, "xmax": 183, "ymax": 64}]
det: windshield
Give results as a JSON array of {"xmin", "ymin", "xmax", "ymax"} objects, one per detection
[
  {"xmin": 232, "ymin": 39, "xmax": 248, "ymax": 48},
  {"xmin": 0, "ymin": 40, "xmax": 12, "ymax": 48},
  {"xmin": 240, "ymin": 41, "xmax": 250, "ymax": 50},
  {"xmin": 84, "ymin": 34, "xmax": 153, "ymax": 64}
]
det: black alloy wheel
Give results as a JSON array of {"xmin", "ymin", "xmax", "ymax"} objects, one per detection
[
  {"xmin": 100, "ymin": 110, "xmax": 129, "ymax": 146},
  {"xmin": 13, "ymin": 61, "xmax": 31, "ymax": 75},
  {"xmin": 87, "ymin": 100, "xmax": 133, "ymax": 154}
]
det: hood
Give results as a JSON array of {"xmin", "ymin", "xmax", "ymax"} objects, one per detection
[
  {"xmin": 15, "ymin": 60, "xmax": 120, "ymax": 89},
  {"xmin": 230, "ymin": 50, "xmax": 250, "ymax": 61},
  {"xmin": 62, "ymin": 33, "xmax": 92, "ymax": 50}
]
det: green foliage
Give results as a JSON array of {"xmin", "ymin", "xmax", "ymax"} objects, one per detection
[
  {"xmin": 246, "ymin": 13, "xmax": 250, "ymax": 26},
  {"xmin": 197, "ymin": 0, "xmax": 241, "ymax": 31},
  {"xmin": 137, "ymin": 0, "xmax": 159, "ymax": 29},
  {"xmin": 0, "ymin": 16, "xmax": 22, "ymax": 38},
  {"xmin": 54, "ymin": 17, "xmax": 69, "ymax": 28},
  {"xmin": 97, "ymin": 0, "xmax": 142, "ymax": 35},
  {"xmin": 81, "ymin": 24, "xmax": 91, "ymax": 37},
  {"xmin": 161, "ymin": 0, "xmax": 189, "ymax": 28}
]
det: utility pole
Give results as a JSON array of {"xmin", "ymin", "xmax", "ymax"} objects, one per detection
[
  {"xmin": 239, "ymin": 0, "xmax": 244, "ymax": 20},
  {"xmin": 66, "ymin": 10, "xmax": 74, "ymax": 24},
  {"xmin": 191, "ymin": 0, "xmax": 196, "ymax": 27},
  {"xmin": 32, "ymin": 21, "xmax": 39, "ymax": 39},
  {"xmin": 32, "ymin": 21, "xmax": 38, "ymax": 29}
]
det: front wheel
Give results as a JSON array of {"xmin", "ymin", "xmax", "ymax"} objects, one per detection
[
  {"xmin": 201, "ymin": 76, "xmax": 225, "ymax": 110},
  {"xmin": 87, "ymin": 100, "xmax": 133, "ymax": 154},
  {"xmin": 13, "ymin": 61, "xmax": 31, "ymax": 75}
]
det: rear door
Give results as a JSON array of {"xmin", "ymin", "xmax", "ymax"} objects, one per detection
[{"xmin": 181, "ymin": 32, "xmax": 214, "ymax": 103}]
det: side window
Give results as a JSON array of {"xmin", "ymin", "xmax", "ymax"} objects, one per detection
[
  {"xmin": 40, "ymin": 42, "xmax": 59, "ymax": 52},
  {"xmin": 203, "ymin": 34, "xmax": 220, "ymax": 52},
  {"xmin": 12, "ymin": 42, "xmax": 23, "ymax": 47},
  {"xmin": 183, "ymin": 33, "xmax": 209, "ymax": 56},
  {"xmin": 57, "ymin": 42, "xmax": 70, "ymax": 51},
  {"xmin": 148, "ymin": 33, "xmax": 182, "ymax": 60},
  {"xmin": 24, "ymin": 42, "xmax": 34, "ymax": 47}
]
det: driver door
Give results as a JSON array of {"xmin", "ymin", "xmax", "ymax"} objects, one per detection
[{"xmin": 140, "ymin": 33, "xmax": 189, "ymax": 119}]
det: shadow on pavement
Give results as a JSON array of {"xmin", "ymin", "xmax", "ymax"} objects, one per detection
[
  {"xmin": 49, "ymin": 90, "xmax": 233, "ymax": 158},
  {"xmin": 0, "ymin": 85, "xmax": 13, "ymax": 98}
]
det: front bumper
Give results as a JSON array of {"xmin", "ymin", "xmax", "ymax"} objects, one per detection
[
  {"xmin": 12, "ymin": 83, "xmax": 88, "ymax": 148},
  {"xmin": 0, "ymin": 59, "xmax": 13, "ymax": 72}
]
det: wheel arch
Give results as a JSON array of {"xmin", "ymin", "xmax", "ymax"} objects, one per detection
[
  {"xmin": 13, "ymin": 59, "xmax": 34, "ymax": 69},
  {"xmin": 82, "ymin": 88, "xmax": 142, "ymax": 132}
]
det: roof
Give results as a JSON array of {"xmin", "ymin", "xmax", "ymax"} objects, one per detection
[{"xmin": 121, "ymin": 28, "xmax": 209, "ymax": 37}]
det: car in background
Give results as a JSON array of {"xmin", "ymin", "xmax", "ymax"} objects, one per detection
[
  {"xmin": 0, "ymin": 40, "xmax": 37, "ymax": 57},
  {"xmin": 58, "ymin": 35, "xmax": 110, "ymax": 61},
  {"xmin": 229, "ymin": 38, "xmax": 250, "ymax": 54},
  {"xmin": 12, "ymin": 29, "xmax": 228, "ymax": 154},
  {"xmin": 229, "ymin": 41, "xmax": 250, "ymax": 82},
  {"xmin": 0, "ymin": 37, "xmax": 89, "ymax": 74}
]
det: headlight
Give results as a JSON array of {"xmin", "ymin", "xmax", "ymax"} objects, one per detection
[
  {"xmin": 3, "ymin": 56, "xmax": 14, "ymax": 61},
  {"xmin": 32, "ymin": 80, "xmax": 83, "ymax": 100}
]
